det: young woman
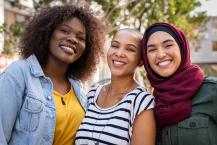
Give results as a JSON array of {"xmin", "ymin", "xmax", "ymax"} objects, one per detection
[
  {"xmin": 75, "ymin": 28, "xmax": 156, "ymax": 145},
  {"xmin": 142, "ymin": 22, "xmax": 217, "ymax": 145},
  {"xmin": 0, "ymin": 5, "xmax": 105, "ymax": 145}
]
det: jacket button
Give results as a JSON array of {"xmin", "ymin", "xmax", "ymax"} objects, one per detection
[
  {"xmin": 50, "ymin": 114, "xmax": 54, "ymax": 118},
  {"xmin": 189, "ymin": 122, "xmax": 196, "ymax": 128},
  {"xmin": 47, "ymin": 95, "xmax": 52, "ymax": 100}
]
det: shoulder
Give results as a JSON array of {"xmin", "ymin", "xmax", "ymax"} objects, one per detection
[
  {"xmin": 0, "ymin": 59, "xmax": 28, "ymax": 89},
  {"xmin": 203, "ymin": 76, "xmax": 217, "ymax": 84},
  {"xmin": 87, "ymin": 85, "xmax": 99, "ymax": 95},
  {"xmin": 128, "ymin": 86, "xmax": 155, "ymax": 108},
  {"xmin": 4, "ymin": 59, "xmax": 27, "ymax": 74},
  {"xmin": 69, "ymin": 78, "xmax": 83, "ymax": 88},
  {"xmin": 200, "ymin": 76, "xmax": 217, "ymax": 90},
  {"xmin": 129, "ymin": 86, "xmax": 154, "ymax": 100},
  {"xmin": 192, "ymin": 76, "xmax": 217, "ymax": 104},
  {"xmin": 86, "ymin": 85, "xmax": 100, "ymax": 100}
]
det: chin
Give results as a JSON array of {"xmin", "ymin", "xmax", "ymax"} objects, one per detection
[
  {"xmin": 157, "ymin": 71, "xmax": 174, "ymax": 77},
  {"xmin": 111, "ymin": 72, "xmax": 124, "ymax": 77}
]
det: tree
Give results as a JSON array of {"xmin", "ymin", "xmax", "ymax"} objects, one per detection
[
  {"xmin": 0, "ymin": 21, "xmax": 23, "ymax": 57},
  {"xmin": 31, "ymin": 0, "xmax": 207, "ymax": 37},
  {"xmin": 1, "ymin": 0, "xmax": 207, "ymax": 55},
  {"xmin": 94, "ymin": 0, "xmax": 207, "ymax": 38}
]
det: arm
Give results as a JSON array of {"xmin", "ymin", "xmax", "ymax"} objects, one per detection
[
  {"xmin": 0, "ymin": 70, "xmax": 24, "ymax": 144},
  {"xmin": 131, "ymin": 109, "xmax": 156, "ymax": 145}
]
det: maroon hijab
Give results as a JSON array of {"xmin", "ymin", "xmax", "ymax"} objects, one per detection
[{"xmin": 142, "ymin": 22, "xmax": 205, "ymax": 126}]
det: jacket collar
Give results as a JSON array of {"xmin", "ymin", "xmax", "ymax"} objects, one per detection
[{"xmin": 26, "ymin": 54, "xmax": 45, "ymax": 77}]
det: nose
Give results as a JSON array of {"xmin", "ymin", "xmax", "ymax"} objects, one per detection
[
  {"xmin": 67, "ymin": 33, "xmax": 78, "ymax": 44},
  {"xmin": 156, "ymin": 48, "xmax": 166, "ymax": 59},
  {"xmin": 115, "ymin": 48, "xmax": 125, "ymax": 57}
]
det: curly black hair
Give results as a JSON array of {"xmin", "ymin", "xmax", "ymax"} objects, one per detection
[{"xmin": 19, "ymin": 4, "xmax": 105, "ymax": 82}]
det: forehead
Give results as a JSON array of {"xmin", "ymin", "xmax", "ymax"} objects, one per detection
[
  {"xmin": 60, "ymin": 17, "xmax": 86, "ymax": 32},
  {"xmin": 147, "ymin": 31, "xmax": 175, "ymax": 44},
  {"xmin": 112, "ymin": 30, "xmax": 141, "ymax": 45}
]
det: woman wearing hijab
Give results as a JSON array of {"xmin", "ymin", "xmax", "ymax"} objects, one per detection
[{"xmin": 142, "ymin": 22, "xmax": 217, "ymax": 145}]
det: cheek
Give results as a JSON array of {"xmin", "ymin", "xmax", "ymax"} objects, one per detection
[
  {"xmin": 176, "ymin": 53, "xmax": 182, "ymax": 67},
  {"xmin": 80, "ymin": 44, "xmax": 86, "ymax": 53},
  {"xmin": 133, "ymin": 54, "xmax": 142, "ymax": 65},
  {"xmin": 174, "ymin": 50, "xmax": 182, "ymax": 67},
  {"xmin": 80, "ymin": 42, "xmax": 86, "ymax": 50},
  {"xmin": 49, "ymin": 33, "xmax": 59, "ymax": 47},
  {"xmin": 147, "ymin": 53, "xmax": 155, "ymax": 68},
  {"xmin": 48, "ymin": 38, "xmax": 55, "ymax": 51},
  {"xmin": 51, "ymin": 31, "xmax": 61, "ymax": 41},
  {"xmin": 106, "ymin": 50, "xmax": 112, "ymax": 64},
  {"xmin": 107, "ymin": 49, "xmax": 113, "ymax": 58}
]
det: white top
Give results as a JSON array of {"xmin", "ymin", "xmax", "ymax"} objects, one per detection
[{"xmin": 75, "ymin": 85, "xmax": 155, "ymax": 145}]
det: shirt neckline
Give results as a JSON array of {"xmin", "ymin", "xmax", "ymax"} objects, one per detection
[{"xmin": 93, "ymin": 85, "xmax": 142, "ymax": 111}]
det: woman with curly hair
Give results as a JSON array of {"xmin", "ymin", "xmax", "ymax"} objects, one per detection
[{"xmin": 0, "ymin": 4, "xmax": 105, "ymax": 145}]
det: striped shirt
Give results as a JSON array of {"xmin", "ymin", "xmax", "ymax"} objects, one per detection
[{"xmin": 75, "ymin": 85, "xmax": 155, "ymax": 145}]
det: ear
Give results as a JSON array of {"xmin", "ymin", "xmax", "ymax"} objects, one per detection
[{"xmin": 138, "ymin": 60, "xmax": 143, "ymax": 67}]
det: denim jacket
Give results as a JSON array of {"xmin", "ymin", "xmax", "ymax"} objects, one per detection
[{"xmin": 0, "ymin": 55, "xmax": 87, "ymax": 145}]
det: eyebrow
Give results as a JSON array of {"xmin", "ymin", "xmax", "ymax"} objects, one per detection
[
  {"xmin": 127, "ymin": 44, "xmax": 137, "ymax": 49},
  {"xmin": 147, "ymin": 39, "xmax": 174, "ymax": 48},
  {"xmin": 61, "ymin": 23, "xmax": 86, "ymax": 35},
  {"xmin": 112, "ymin": 40, "xmax": 137, "ymax": 48},
  {"xmin": 162, "ymin": 39, "xmax": 174, "ymax": 44}
]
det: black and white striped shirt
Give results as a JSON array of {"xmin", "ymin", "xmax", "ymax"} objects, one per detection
[{"xmin": 75, "ymin": 85, "xmax": 155, "ymax": 145}]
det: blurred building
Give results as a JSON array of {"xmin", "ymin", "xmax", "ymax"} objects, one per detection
[
  {"xmin": 0, "ymin": 0, "xmax": 33, "ymax": 71},
  {"xmin": 190, "ymin": 16, "xmax": 217, "ymax": 76},
  {"xmin": 0, "ymin": 0, "xmax": 33, "ymax": 52},
  {"xmin": 191, "ymin": 16, "xmax": 217, "ymax": 63}
]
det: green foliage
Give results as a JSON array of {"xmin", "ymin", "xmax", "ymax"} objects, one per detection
[
  {"xmin": 0, "ymin": 21, "xmax": 23, "ymax": 57},
  {"xmin": 93, "ymin": 0, "xmax": 207, "ymax": 38},
  {"xmin": 2, "ymin": 0, "xmax": 207, "ymax": 57},
  {"xmin": 30, "ymin": 0, "xmax": 207, "ymax": 38},
  {"xmin": 199, "ymin": 64, "xmax": 217, "ymax": 77}
]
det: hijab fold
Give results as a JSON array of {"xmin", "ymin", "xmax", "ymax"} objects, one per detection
[{"xmin": 142, "ymin": 23, "xmax": 205, "ymax": 126}]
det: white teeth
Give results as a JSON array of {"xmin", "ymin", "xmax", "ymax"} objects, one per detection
[
  {"xmin": 61, "ymin": 45, "xmax": 75, "ymax": 54},
  {"xmin": 158, "ymin": 60, "xmax": 170, "ymax": 66},
  {"xmin": 113, "ymin": 60, "xmax": 125, "ymax": 65}
]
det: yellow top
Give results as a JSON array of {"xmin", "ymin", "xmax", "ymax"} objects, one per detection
[{"xmin": 53, "ymin": 87, "xmax": 85, "ymax": 145}]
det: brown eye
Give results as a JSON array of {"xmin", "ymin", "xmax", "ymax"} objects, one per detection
[
  {"xmin": 111, "ymin": 45, "xmax": 118, "ymax": 49},
  {"xmin": 127, "ymin": 47, "xmax": 136, "ymax": 52},
  {"xmin": 166, "ymin": 44, "xmax": 173, "ymax": 48},
  {"xmin": 78, "ymin": 37, "xmax": 85, "ymax": 41},
  {"xmin": 60, "ymin": 28, "xmax": 70, "ymax": 34},
  {"xmin": 147, "ymin": 48, "xmax": 156, "ymax": 53}
]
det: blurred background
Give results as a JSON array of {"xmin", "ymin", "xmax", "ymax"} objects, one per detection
[{"xmin": 0, "ymin": 0, "xmax": 217, "ymax": 91}]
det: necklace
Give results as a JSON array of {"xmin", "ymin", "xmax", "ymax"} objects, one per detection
[
  {"xmin": 91, "ymin": 85, "xmax": 116, "ymax": 145},
  {"xmin": 92, "ymin": 84, "xmax": 136, "ymax": 144},
  {"xmin": 99, "ymin": 84, "xmax": 134, "ymax": 108}
]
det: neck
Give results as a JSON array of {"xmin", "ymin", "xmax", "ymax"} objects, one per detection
[
  {"xmin": 110, "ymin": 75, "xmax": 136, "ymax": 93},
  {"xmin": 97, "ymin": 77, "xmax": 137, "ymax": 108},
  {"xmin": 43, "ymin": 57, "xmax": 70, "ymax": 94},
  {"xmin": 43, "ymin": 57, "xmax": 69, "ymax": 81}
]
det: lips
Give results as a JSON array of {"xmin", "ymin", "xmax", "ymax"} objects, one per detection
[
  {"xmin": 157, "ymin": 60, "xmax": 172, "ymax": 67},
  {"xmin": 59, "ymin": 44, "xmax": 77, "ymax": 55},
  {"xmin": 112, "ymin": 60, "xmax": 126, "ymax": 67}
]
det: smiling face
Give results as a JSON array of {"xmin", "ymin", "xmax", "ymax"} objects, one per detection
[
  {"xmin": 48, "ymin": 17, "xmax": 86, "ymax": 65},
  {"xmin": 146, "ymin": 31, "xmax": 181, "ymax": 77},
  {"xmin": 107, "ymin": 30, "xmax": 142, "ymax": 77}
]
